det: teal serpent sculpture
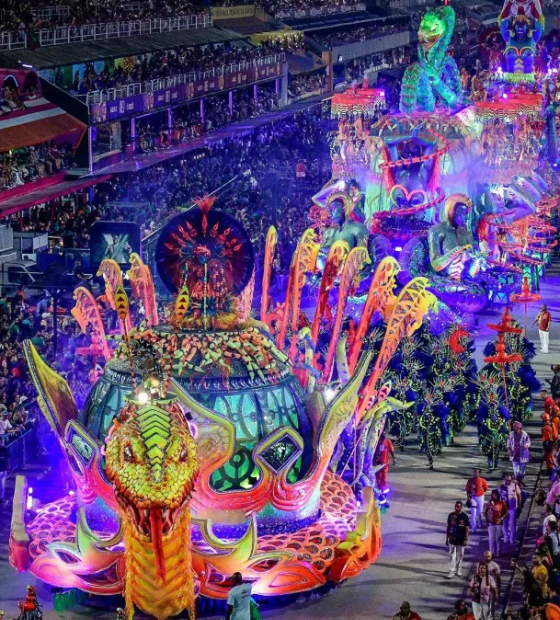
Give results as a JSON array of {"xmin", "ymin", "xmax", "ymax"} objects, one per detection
[{"xmin": 399, "ymin": 5, "xmax": 462, "ymax": 114}]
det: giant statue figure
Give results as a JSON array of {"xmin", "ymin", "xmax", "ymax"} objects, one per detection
[
  {"xmin": 320, "ymin": 191, "xmax": 369, "ymax": 253},
  {"xmin": 428, "ymin": 194, "xmax": 485, "ymax": 282},
  {"xmin": 399, "ymin": 5, "xmax": 462, "ymax": 113},
  {"xmin": 500, "ymin": 11, "xmax": 542, "ymax": 76},
  {"xmin": 412, "ymin": 193, "xmax": 488, "ymax": 313}
]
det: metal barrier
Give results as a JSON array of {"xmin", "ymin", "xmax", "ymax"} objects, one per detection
[
  {"xmin": 0, "ymin": 14, "xmax": 212, "ymax": 50},
  {"xmin": 275, "ymin": 2, "xmax": 365, "ymax": 19},
  {"xmin": 388, "ymin": 0, "xmax": 430, "ymax": 8},
  {"xmin": 2, "ymin": 427, "xmax": 36, "ymax": 473},
  {"xmin": 31, "ymin": 5, "xmax": 71, "ymax": 20},
  {"xmin": 84, "ymin": 53, "xmax": 285, "ymax": 105},
  {"xmin": 0, "ymin": 31, "xmax": 26, "ymax": 51}
]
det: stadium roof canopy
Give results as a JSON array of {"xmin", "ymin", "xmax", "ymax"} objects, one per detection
[{"xmin": 0, "ymin": 27, "xmax": 244, "ymax": 70}]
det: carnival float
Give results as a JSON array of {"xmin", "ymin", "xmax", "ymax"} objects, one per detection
[
  {"xmin": 9, "ymin": 0, "xmax": 556, "ymax": 616},
  {"xmin": 324, "ymin": 0, "xmax": 557, "ymax": 316},
  {"xmin": 11, "ymin": 194, "xmax": 440, "ymax": 619}
]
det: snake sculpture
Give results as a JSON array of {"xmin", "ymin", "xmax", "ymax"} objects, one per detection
[
  {"xmin": 399, "ymin": 5, "xmax": 462, "ymax": 114},
  {"xmin": 105, "ymin": 397, "xmax": 198, "ymax": 620},
  {"xmin": 20, "ymin": 341, "xmax": 199, "ymax": 620}
]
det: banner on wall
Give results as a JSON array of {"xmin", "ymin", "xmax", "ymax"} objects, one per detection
[{"xmin": 90, "ymin": 64, "xmax": 282, "ymax": 124}]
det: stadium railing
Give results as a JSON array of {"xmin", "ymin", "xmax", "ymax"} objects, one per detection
[
  {"xmin": 83, "ymin": 53, "xmax": 285, "ymax": 105},
  {"xmin": 0, "ymin": 14, "xmax": 212, "ymax": 50}
]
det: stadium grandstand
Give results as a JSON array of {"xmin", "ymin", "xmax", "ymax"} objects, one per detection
[{"xmin": 0, "ymin": 0, "xmax": 415, "ymax": 285}]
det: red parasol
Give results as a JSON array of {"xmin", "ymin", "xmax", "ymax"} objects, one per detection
[{"xmin": 510, "ymin": 276, "xmax": 542, "ymax": 336}]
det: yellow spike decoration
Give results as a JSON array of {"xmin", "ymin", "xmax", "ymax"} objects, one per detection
[
  {"xmin": 115, "ymin": 285, "xmax": 130, "ymax": 323},
  {"xmin": 175, "ymin": 286, "xmax": 190, "ymax": 324}
]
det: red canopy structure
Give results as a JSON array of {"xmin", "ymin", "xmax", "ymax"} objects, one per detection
[
  {"xmin": 0, "ymin": 68, "xmax": 86, "ymax": 152},
  {"xmin": 331, "ymin": 87, "xmax": 386, "ymax": 118},
  {"xmin": 0, "ymin": 98, "xmax": 86, "ymax": 152},
  {"xmin": 0, "ymin": 175, "xmax": 111, "ymax": 218}
]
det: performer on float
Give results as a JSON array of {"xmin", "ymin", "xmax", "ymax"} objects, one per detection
[
  {"xmin": 428, "ymin": 194, "xmax": 486, "ymax": 282},
  {"xmin": 348, "ymin": 179, "xmax": 367, "ymax": 223}
]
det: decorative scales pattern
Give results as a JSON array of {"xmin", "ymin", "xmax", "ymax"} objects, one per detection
[{"xmin": 135, "ymin": 405, "xmax": 173, "ymax": 482}]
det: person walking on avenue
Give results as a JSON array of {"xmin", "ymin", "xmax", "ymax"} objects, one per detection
[
  {"xmin": 533, "ymin": 303, "xmax": 552, "ymax": 353},
  {"xmin": 469, "ymin": 562, "xmax": 497, "ymax": 620},
  {"xmin": 549, "ymin": 365, "xmax": 560, "ymax": 401},
  {"xmin": 447, "ymin": 599, "xmax": 475, "ymax": 620},
  {"xmin": 542, "ymin": 389, "xmax": 560, "ymax": 417},
  {"xmin": 226, "ymin": 573, "xmax": 252, "ymax": 620},
  {"xmin": 392, "ymin": 601, "xmax": 422, "ymax": 620},
  {"xmin": 483, "ymin": 550, "xmax": 501, "ymax": 618},
  {"xmin": 506, "ymin": 421, "xmax": 531, "ymax": 481},
  {"xmin": 374, "ymin": 432, "xmax": 396, "ymax": 493},
  {"xmin": 543, "ymin": 413, "xmax": 559, "ymax": 474},
  {"xmin": 485, "ymin": 490, "xmax": 508, "ymax": 557},
  {"xmin": 446, "ymin": 500, "xmax": 470, "ymax": 578},
  {"xmin": 499, "ymin": 473, "xmax": 522, "ymax": 545},
  {"xmin": 547, "ymin": 520, "xmax": 560, "ymax": 570},
  {"xmin": 466, "ymin": 468, "xmax": 489, "ymax": 532}
]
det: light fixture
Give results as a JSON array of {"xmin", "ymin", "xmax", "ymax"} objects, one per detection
[{"xmin": 137, "ymin": 390, "xmax": 150, "ymax": 404}]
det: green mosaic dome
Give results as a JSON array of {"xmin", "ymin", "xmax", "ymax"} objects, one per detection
[{"xmin": 80, "ymin": 325, "xmax": 315, "ymax": 495}]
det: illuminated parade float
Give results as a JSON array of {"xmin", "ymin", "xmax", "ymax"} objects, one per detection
[{"xmin": 6, "ymin": 0, "xmax": 559, "ymax": 617}]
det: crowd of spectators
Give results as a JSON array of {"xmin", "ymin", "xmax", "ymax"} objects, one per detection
[
  {"xmin": 130, "ymin": 84, "xmax": 279, "ymax": 152},
  {"xmin": 254, "ymin": 0, "xmax": 363, "ymax": 18},
  {"xmin": 0, "ymin": 285, "xmax": 96, "ymax": 454},
  {"xmin": 501, "ymin": 383, "xmax": 560, "ymax": 618},
  {"xmin": 0, "ymin": 0, "xmax": 209, "ymax": 34},
  {"xmin": 288, "ymin": 72, "xmax": 327, "ymax": 101},
  {"xmin": 0, "ymin": 85, "xmax": 25, "ymax": 117},
  {"xmin": 0, "ymin": 143, "xmax": 75, "ymax": 192},
  {"xmin": 67, "ymin": 42, "xmax": 287, "ymax": 98},
  {"xmin": 312, "ymin": 18, "xmax": 410, "ymax": 49},
  {"xmin": 345, "ymin": 46, "xmax": 412, "ymax": 82},
  {"xmin": 13, "ymin": 107, "xmax": 334, "ymax": 262}
]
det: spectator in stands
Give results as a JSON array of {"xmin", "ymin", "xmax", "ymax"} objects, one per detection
[
  {"xmin": 256, "ymin": 0, "xmax": 362, "ymax": 19},
  {"xmin": 0, "ymin": 84, "xmax": 25, "ymax": 116},
  {"xmin": 0, "ymin": 410, "xmax": 16, "ymax": 435},
  {"xmin": 288, "ymin": 72, "xmax": 327, "ymax": 101},
  {"xmin": 547, "ymin": 520, "xmax": 560, "ymax": 570},
  {"xmin": 0, "ymin": 142, "xmax": 74, "ymax": 192},
  {"xmin": 69, "ymin": 42, "xmax": 286, "ymax": 99},
  {"xmin": 0, "ymin": 0, "xmax": 209, "ymax": 35},
  {"xmin": 313, "ymin": 18, "xmax": 409, "ymax": 49},
  {"xmin": 0, "ymin": 444, "xmax": 8, "ymax": 504},
  {"xmin": 15, "ymin": 108, "xmax": 333, "ymax": 264}
]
